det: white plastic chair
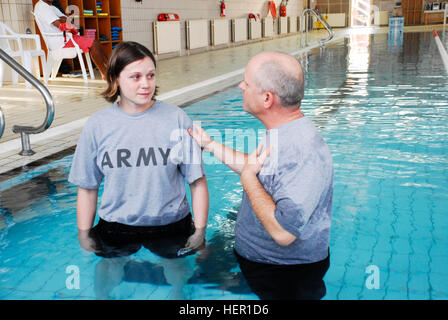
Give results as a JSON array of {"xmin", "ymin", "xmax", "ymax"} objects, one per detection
[
  {"xmin": 0, "ymin": 22, "xmax": 48, "ymax": 88},
  {"xmin": 31, "ymin": 11, "xmax": 95, "ymax": 83}
]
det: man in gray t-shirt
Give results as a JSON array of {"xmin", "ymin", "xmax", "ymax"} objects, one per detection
[
  {"xmin": 189, "ymin": 51, "xmax": 333, "ymax": 298},
  {"xmin": 234, "ymin": 116, "xmax": 333, "ymax": 265}
]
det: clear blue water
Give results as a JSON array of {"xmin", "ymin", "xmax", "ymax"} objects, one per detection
[{"xmin": 1, "ymin": 31, "xmax": 448, "ymax": 300}]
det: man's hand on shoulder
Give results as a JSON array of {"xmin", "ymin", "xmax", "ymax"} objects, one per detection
[{"xmin": 241, "ymin": 143, "xmax": 273, "ymax": 178}]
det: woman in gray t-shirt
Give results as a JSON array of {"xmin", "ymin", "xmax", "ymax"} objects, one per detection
[{"xmin": 69, "ymin": 42, "xmax": 209, "ymax": 260}]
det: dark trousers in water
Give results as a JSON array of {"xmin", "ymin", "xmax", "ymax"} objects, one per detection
[
  {"xmin": 89, "ymin": 213, "xmax": 195, "ymax": 259},
  {"xmin": 234, "ymin": 249, "xmax": 330, "ymax": 300}
]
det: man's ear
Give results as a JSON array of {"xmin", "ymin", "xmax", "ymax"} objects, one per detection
[{"xmin": 263, "ymin": 91, "xmax": 275, "ymax": 109}]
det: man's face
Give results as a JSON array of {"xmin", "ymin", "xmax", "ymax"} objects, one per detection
[{"xmin": 238, "ymin": 62, "xmax": 262, "ymax": 116}]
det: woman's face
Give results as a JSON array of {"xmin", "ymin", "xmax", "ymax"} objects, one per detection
[{"xmin": 117, "ymin": 57, "xmax": 156, "ymax": 113}]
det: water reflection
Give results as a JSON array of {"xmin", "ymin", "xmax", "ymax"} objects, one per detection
[
  {"xmin": 86, "ymin": 209, "xmax": 253, "ymax": 299},
  {"xmin": 388, "ymin": 29, "xmax": 403, "ymax": 49},
  {"xmin": 93, "ymin": 257, "xmax": 193, "ymax": 300},
  {"xmin": 86, "ymin": 204, "xmax": 330, "ymax": 300},
  {"xmin": 86, "ymin": 214, "xmax": 197, "ymax": 299},
  {"xmin": 0, "ymin": 167, "xmax": 66, "ymax": 215}
]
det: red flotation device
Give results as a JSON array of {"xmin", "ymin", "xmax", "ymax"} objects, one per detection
[
  {"xmin": 59, "ymin": 22, "xmax": 78, "ymax": 34},
  {"xmin": 220, "ymin": 0, "xmax": 226, "ymax": 17},
  {"xmin": 157, "ymin": 13, "xmax": 180, "ymax": 21},
  {"xmin": 249, "ymin": 13, "xmax": 261, "ymax": 21},
  {"xmin": 280, "ymin": 5, "xmax": 286, "ymax": 17},
  {"xmin": 269, "ymin": 1, "xmax": 277, "ymax": 19}
]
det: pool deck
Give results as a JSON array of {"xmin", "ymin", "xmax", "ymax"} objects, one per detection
[{"xmin": 0, "ymin": 24, "xmax": 445, "ymax": 175}]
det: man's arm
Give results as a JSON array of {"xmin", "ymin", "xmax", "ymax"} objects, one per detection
[
  {"xmin": 188, "ymin": 124, "xmax": 247, "ymax": 175},
  {"xmin": 205, "ymin": 140, "xmax": 248, "ymax": 174},
  {"xmin": 240, "ymin": 145, "xmax": 296, "ymax": 246},
  {"xmin": 189, "ymin": 124, "xmax": 295, "ymax": 245},
  {"xmin": 51, "ymin": 16, "xmax": 67, "ymax": 28}
]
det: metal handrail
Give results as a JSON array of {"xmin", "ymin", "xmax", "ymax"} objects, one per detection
[
  {"xmin": 0, "ymin": 48, "xmax": 54, "ymax": 155},
  {"xmin": 300, "ymin": 9, "xmax": 334, "ymax": 48},
  {"xmin": 0, "ymin": 107, "xmax": 5, "ymax": 138}
]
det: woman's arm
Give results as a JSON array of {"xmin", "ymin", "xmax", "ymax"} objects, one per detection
[
  {"xmin": 189, "ymin": 176, "xmax": 209, "ymax": 229},
  {"xmin": 76, "ymin": 187, "xmax": 99, "ymax": 252},
  {"xmin": 178, "ymin": 176, "xmax": 209, "ymax": 255},
  {"xmin": 76, "ymin": 186, "xmax": 98, "ymax": 231}
]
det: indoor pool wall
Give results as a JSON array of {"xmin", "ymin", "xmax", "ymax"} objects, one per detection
[{"xmin": 1, "ymin": 31, "xmax": 448, "ymax": 300}]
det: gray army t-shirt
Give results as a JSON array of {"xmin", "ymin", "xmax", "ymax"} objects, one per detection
[
  {"xmin": 68, "ymin": 100, "xmax": 205, "ymax": 226},
  {"xmin": 234, "ymin": 116, "xmax": 334, "ymax": 265}
]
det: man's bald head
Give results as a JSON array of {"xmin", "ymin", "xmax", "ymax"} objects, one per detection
[{"xmin": 248, "ymin": 52, "xmax": 305, "ymax": 108}]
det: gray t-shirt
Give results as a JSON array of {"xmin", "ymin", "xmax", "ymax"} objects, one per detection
[
  {"xmin": 68, "ymin": 100, "xmax": 205, "ymax": 226},
  {"xmin": 234, "ymin": 116, "xmax": 334, "ymax": 265}
]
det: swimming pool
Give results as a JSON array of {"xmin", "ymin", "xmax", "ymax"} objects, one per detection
[{"xmin": 1, "ymin": 31, "xmax": 448, "ymax": 300}]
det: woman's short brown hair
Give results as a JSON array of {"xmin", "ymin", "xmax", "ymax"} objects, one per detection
[{"xmin": 102, "ymin": 41, "xmax": 158, "ymax": 103}]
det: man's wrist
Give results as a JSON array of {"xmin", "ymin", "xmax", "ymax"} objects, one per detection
[
  {"xmin": 203, "ymin": 140, "xmax": 216, "ymax": 154},
  {"xmin": 240, "ymin": 169, "xmax": 257, "ymax": 186}
]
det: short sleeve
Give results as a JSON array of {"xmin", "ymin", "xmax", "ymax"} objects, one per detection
[
  {"xmin": 272, "ymin": 153, "xmax": 329, "ymax": 237},
  {"xmin": 68, "ymin": 120, "xmax": 104, "ymax": 189},
  {"xmin": 177, "ymin": 112, "xmax": 206, "ymax": 184},
  {"xmin": 35, "ymin": 2, "xmax": 62, "ymax": 27},
  {"xmin": 52, "ymin": 5, "xmax": 66, "ymax": 18}
]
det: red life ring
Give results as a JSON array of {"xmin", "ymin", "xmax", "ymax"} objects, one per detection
[
  {"xmin": 269, "ymin": 1, "xmax": 277, "ymax": 19},
  {"xmin": 157, "ymin": 13, "xmax": 180, "ymax": 21}
]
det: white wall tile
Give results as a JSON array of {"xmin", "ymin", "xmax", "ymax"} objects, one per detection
[
  {"xmin": 3, "ymin": 0, "xmax": 305, "ymax": 59},
  {"xmin": 119, "ymin": 0, "xmax": 304, "ymax": 55},
  {"xmin": 9, "ymin": 4, "xmax": 18, "ymax": 21},
  {"xmin": 2, "ymin": 3, "xmax": 11, "ymax": 20}
]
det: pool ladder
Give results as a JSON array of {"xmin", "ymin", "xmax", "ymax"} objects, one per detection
[
  {"xmin": 0, "ymin": 48, "xmax": 54, "ymax": 155},
  {"xmin": 300, "ymin": 8, "xmax": 334, "ymax": 48}
]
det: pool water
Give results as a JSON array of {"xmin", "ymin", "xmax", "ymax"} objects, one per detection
[{"xmin": 1, "ymin": 31, "xmax": 448, "ymax": 300}]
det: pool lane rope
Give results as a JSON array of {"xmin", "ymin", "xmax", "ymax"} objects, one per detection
[{"xmin": 433, "ymin": 30, "xmax": 448, "ymax": 73}]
